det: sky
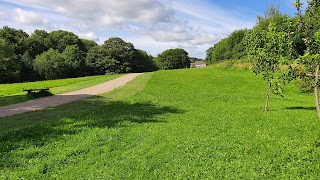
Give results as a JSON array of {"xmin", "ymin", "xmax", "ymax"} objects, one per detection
[{"xmin": 0, "ymin": 0, "xmax": 307, "ymax": 58}]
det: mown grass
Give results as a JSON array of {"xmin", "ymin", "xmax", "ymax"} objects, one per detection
[
  {"xmin": 1, "ymin": 68, "xmax": 320, "ymax": 179},
  {"xmin": 0, "ymin": 74, "xmax": 122, "ymax": 106}
]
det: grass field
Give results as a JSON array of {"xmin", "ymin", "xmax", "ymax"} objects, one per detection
[
  {"xmin": 1, "ymin": 67, "xmax": 320, "ymax": 178},
  {"xmin": 0, "ymin": 74, "xmax": 122, "ymax": 106}
]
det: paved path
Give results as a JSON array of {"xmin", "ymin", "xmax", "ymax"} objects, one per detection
[{"xmin": 0, "ymin": 73, "xmax": 142, "ymax": 118}]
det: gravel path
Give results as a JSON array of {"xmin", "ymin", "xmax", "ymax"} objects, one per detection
[{"xmin": 0, "ymin": 73, "xmax": 142, "ymax": 118}]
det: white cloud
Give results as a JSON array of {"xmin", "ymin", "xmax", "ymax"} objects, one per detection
[
  {"xmin": 13, "ymin": 8, "xmax": 48, "ymax": 27},
  {"xmin": 79, "ymin": 32, "xmax": 99, "ymax": 41},
  {"xmin": 188, "ymin": 34, "xmax": 221, "ymax": 46},
  {"xmin": 9, "ymin": 0, "xmax": 174, "ymax": 28}
]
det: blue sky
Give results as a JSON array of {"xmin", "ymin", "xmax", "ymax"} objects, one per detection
[{"xmin": 0, "ymin": 0, "xmax": 306, "ymax": 58}]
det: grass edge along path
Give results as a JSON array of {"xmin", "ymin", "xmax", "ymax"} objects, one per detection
[
  {"xmin": 0, "ymin": 73, "xmax": 142, "ymax": 118},
  {"xmin": 0, "ymin": 74, "xmax": 123, "ymax": 107}
]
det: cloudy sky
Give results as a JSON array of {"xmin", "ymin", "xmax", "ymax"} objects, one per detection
[{"xmin": 0, "ymin": 0, "xmax": 305, "ymax": 58}]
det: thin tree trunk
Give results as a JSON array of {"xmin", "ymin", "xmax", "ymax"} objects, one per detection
[
  {"xmin": 265, "ymin": 89, "xmax": 270, "ymax": 112},
  {"xmin": 314, "ymin": 64, "xmax": 320, "ymax": 119}
]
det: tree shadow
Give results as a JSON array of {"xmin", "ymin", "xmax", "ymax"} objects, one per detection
[
  {"xmin": 285, "ymin": 106, "xmax": 316, "ymax": 111},
  {"xmin": 0, "ymin": 96, "xmax": 185, "ymax": 167},
  {"xmin": 0, "ymin": 91, "xmax": 53, "ymax": 107}
]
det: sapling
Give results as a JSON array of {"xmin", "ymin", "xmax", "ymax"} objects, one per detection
[{"xmin": 246, "ymin": 21, "xmax": 294, "ymax": 111}]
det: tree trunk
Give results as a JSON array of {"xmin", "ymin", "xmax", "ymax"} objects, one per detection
[
  {"xmin": 314, "ymin": 64, "xmax": 320, "ymax": 119},
  {"xmin": 265, "ymin": 89, "xmax": 270, "ymax": 112}
]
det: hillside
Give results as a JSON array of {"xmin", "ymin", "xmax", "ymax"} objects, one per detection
[{"xmin": 1, "ymin": 67, "xmax": 320, "ymax": 178}]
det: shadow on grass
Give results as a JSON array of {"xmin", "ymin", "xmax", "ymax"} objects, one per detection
[
  {"xmin": 285, "ymin": 106, "xmax": 316, "ymax": 111},
  {"xmin": 0, "ymin": 91, "xmax": 53, "ymax": 107},
  {"xmin": 0, "ymin": 96, "xmax": 184, "ymax": 167}
]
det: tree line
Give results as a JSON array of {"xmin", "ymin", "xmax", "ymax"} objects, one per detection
[
  {"xmin": 0, "ymin": 27, "xmax": 190, "ymax": 84},
  {"xmin": 205, "ymin": 3, "xmax": 315, "ymax": 64},
  {"xmin": 206, "ymin": 0, "xmax": 320, "ymax": 116}
]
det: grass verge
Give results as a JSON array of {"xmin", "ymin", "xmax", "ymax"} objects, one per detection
[{"xmin": 0, "ymin": 74, "xmax": 122, "ymax": 106}]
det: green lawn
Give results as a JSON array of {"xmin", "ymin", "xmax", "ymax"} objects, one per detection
[
  {"xmin": 0, "ymin": 74, "xmax": 122, "ymax": 106},
  {"xmin": 1, "ymin": 67, "xmax": 320, "ymax": 179}
]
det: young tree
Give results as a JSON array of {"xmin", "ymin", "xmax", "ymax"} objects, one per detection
[
  {"xmin": 246, "ymin": 21, "xmax": 294, "ymax": 111},
  {"xmin": 295, "ymin": 0, "xmax": 320, "ymax": 118}
]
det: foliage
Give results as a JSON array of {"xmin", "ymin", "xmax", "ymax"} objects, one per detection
[
  {"xmin": 101, "ymin": 37, "xmax": 136, "ymax": 73},
  {"xmin": 81, "ymin": 39, "xmax": 98, "ymax": 53},
  {"xmin": 47, "ymin": 30, "xmax": 85, "ymax": 53},
  {"xmin": 245, "ymin": 20, "xmax": 294, "ymax": 111},
  {"xmin": 206, "ymin": 29, "xmax": 248, "ymax": 64},
  {"xmin": 0, "ymin": 38, "xmax": 22, "ymax": 83},
  {"xmin": 85, "ymin": 45, "xmax": 108, "ymax": 75},
  {"xmin": 62, "ymin": 45, "xmax": 86, "ymax": 77},
  {"xmin": 0, "ymin": 26, "xmax": 29, "ymax": 55},
  {"xmin": 0, "ymin": 26, "xmax": 161, "ymax": 83},
  {"xmin": 156, "ymin": 48, "xmax": 190, "ymax": 70},
  {"xmin": 132, "ymin": 49, "xmax": 157, "ymax": 72},
  {"xmin": 33, "ymin": 49, "xmax": 68, "ymax": 80},
  {"xmin": 29, "ymin": 29, "xmax": 49, "ymax": 59},
  {"xmin": 1, "ymin": 68, "xmax": 320, "ymax": 178}
]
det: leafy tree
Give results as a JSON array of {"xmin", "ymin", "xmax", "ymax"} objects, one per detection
[
  {"xmin": 245, "ymin": 21, "xmax": 294, "ymax": 111},
  {"xmin": 295, "ymin": 0, "xmax": 320, "ymax": 118},
  {"xmin": 102, "ymin": 37, "xmax": 136, "ymax": 73},
  {"xmin": 205, "ymin": 29, "xmax": 248, "ymax": 64},
  {"xmin": 81, "ymin": 39, "xmax": 98, "ymax": 53},
  {"xmin": 33, "ymin": 49, "xmax": 68, "ymax": 80},
  {"xmin": 132, "ymin": 49, "xmax": 157, "ymax": 72},
  {"xmin": 156, "ymin": 48, "xmax": 190, "ymax": 70},
  {"xmin": 208, "ymin": 38, "xmax": 229, "ymax": 63},
  {"xmin": 0, "ymin": 38, "xmax": 21, "ymax": 83},
  {"xmin": 18, "ymin": 51, "xmax": 39, "ymax": 82},
  {"xmin": 62, "ymin": 45, "xmax": 86, "ymax": 77},
  {"xmin": 47, "ymin": 30, "xmax": 85, "ymax": 52},
  {"xmin": 0, "ymin": 26, "xmax": 29, "ymax": 55},
  {"xmin": 29, "ymin": 29, "xmax": 49, "ymax": 59},
  {"xmin": 85, "ymin": 45, "xmax": 107, "ymax": 75},
  {"xmin": 256, "ymin": 5, "xmax": 290, "ymax": 31},
  {"xmin": 205, "ymin": 46, "xmax": 214, "ymax": 64}
]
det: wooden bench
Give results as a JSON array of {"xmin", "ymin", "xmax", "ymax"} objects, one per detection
[{"xmin": 23, "ymin": 88, "xmax": 50, "ymax": 94}]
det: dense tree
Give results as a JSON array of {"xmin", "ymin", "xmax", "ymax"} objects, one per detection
[
  {"xmin": 33, "ymin": 49, "xmax": 68, "ymax": 80},
  {"xmin": 85, "ymin": 45, "xmax": 107, "ymax": 75},
  {"xmin": 47, "ymin": 30, "xmax": 85, "ymax": 52},
  {"xmin": 0, "ymin": 26, "xmax": 29, "ymax": 55},
  {"xmin": 132, "ymin": 49, "xmax": 157, "ymax": 72},
  {"xmin": 29, "ymin": 29, "xmax": 49, "ymax": 59},
  {"xmin": 62, "ymin": 45, "xmax": 86, "ymax": 77},
  {"xmin": 205, "ymin": 29, "xmax": 248, "ymax": 64},
  {"xmin": 101, "ymin": 37, "xmax": 136, "ymax": 73},
  {"xmin": 0, "ymin": 38, "xmax": 21, "ymax": 83},
  {"xmin": 81, "ymin": 39, "xmax": 98, "ymax": 53},
  {"xmin": 156, "ymin": 48, "xmax": 190, "ymax": 70}
]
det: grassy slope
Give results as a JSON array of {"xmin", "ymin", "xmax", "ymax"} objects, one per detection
[
  {"xmin": 0, "ymin": 74, "xmax": 122, "ymax": 106},
  {"xmin": 1, "ymin": 68, "xmax": 320, "ymax": 179}
]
